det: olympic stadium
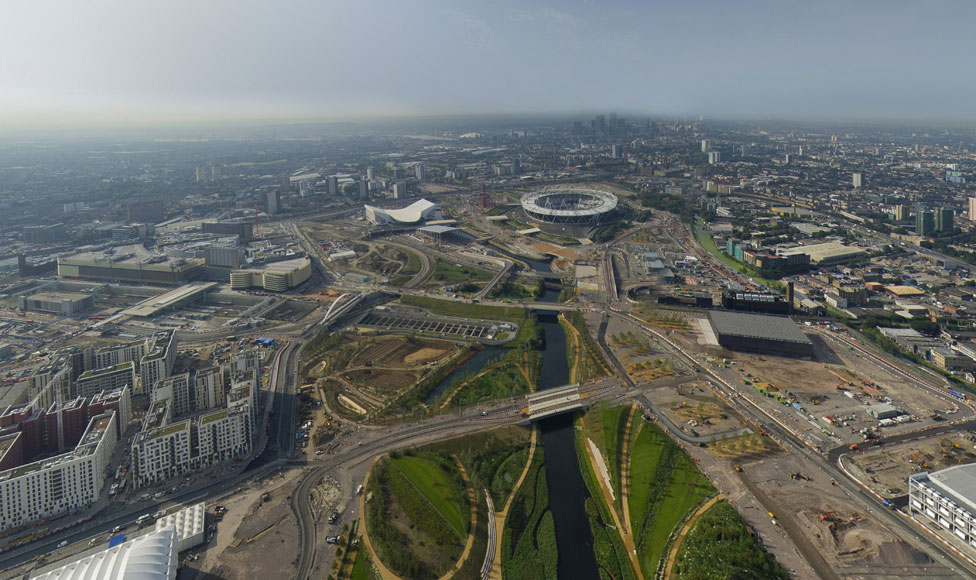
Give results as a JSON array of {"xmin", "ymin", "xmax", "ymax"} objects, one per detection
[{"xmin": 520, "ymin": 188, "xmax": 618, "ymax": 224}]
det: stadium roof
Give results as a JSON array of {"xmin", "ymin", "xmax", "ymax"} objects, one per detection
[
  {"xmin": 32, "ymin": 527, "xmax": 177, "ymax": 580},
  {"xmin": 708, "ymin": 311, "xmax": 812, "ymax": 345}
]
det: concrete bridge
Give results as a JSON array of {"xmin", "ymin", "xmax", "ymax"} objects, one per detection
[{"xmin": 523, "ymin": 383, "xmax": 585, "ymax": 420}]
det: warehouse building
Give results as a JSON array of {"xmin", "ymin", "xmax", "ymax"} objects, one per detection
[
  {"xmin": 57, "ymin": 254, "xmax": 204, "ymax": 285},
  {"xmin": 18, "ymin": 291, "xmax": 94, "ymax": 316},
  {"xmin": 707, "ymin": 310, "xmax": 814, "ymax": 357},
  {"xmin": 780, "ymin": 242, "xmax": 866, "ymax": 266},
  {"xmin": 909, "ymin": 464, "xmax": 976, "ymax": 553}
]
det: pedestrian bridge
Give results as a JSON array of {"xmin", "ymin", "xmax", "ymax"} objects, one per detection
[{"xmin": 523, "ymin": 383, "xmax": 584, "ymax": 421}]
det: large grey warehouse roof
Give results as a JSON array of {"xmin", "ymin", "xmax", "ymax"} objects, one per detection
[{"xmin": 708, "ymin": 311, "xmax": 812, "ymax": 345}]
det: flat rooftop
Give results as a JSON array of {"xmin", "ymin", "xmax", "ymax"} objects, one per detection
[
  {"xmin": 246, "ymin": 257, "xmax": 310, "ymax": 273},
  {"xmin": 122, "ymin": 282, "xmax": 217, "ymax": 318},
  {"xmin": 25, "ymin": 291, "xmax": 91, "ymax": 302},
  {"xmin": 928, "ymin": 463, "xmax": 976, "ymax": 513},
  {"xmin": 708, "ymin": 310, "xmax": 812, "ymax": 345}
]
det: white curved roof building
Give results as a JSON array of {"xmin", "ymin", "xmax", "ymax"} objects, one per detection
[
  {"xmin": 31, "ymin": 526, "xmax": 177, "ymax": 580},
  {"xmin": 521, "ymin": 189, "xmax": 617, "ymax": 224},
  {"xmin": 364, "ymin": 199, "xmax": 441, "ymax": 225}
]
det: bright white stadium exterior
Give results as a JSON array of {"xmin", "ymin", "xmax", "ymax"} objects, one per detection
[
  {"xmin": 364, "ymin": 199, "xmax": 441, "ymax": 225},
  {"xmin": 520, "ymin": 188, "xmax": 617, "ymax": 224}
]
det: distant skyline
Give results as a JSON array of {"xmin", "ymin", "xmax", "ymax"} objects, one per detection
[{"xmin": 2, "ymin": 0, "xmax": 975, "ymax": 127}]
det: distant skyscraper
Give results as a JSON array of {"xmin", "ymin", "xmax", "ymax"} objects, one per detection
[
  {"xmin": 327, "ymin": 176, "xmax": 338, "ymax": 196},
  {"xmin": 415, "ymin": 164, "xmax": 425, "ymax": 181},
  {"xmin": 512, "ymin": 157, "xmax": 521, "ymax": 175},
  {"xmin": 701, "ymin": 139, "xmax": 711, "ymax": 153},
  {"xmin": 917, "ymin": 210, "xmax": 935, "ymax": 236},
  {"xmin": 969, "ymin": 198, "xmax": 976, "ymax": 221},
  {"xmin": 894, "ymin": 205, "xmax": 907, "ymax": 221},
  {"xmin": 852, "ymin": 173, "xmax": 863, "ymax": 188},
  {"xmin": 266, "ymin": 190, "xmax": 280, "ymax": 214},
  {"xmin": 936, "ymin": 207, "xmax": 955, "ymax": 232},
  {"xmin": 392, "ymin": 165, "xmax": 400, "ymax": 180},
  {"xmin": 707, "ymin": 151, "xmax": 721, "ymax": 165},
  {"xmin": 366, "ymin": 166, "xmax": 374, "ymax": 181},
  {"xmin": 210, "ymin": 165, "xmax": 221, "ymax": 180},
  {"xmin": 595, "ymin": 115, "xmax": 606, "ymax": 132},
  {"xmin": 195, "ymin": 166, "xmax": 207, "ymax": 182},
  {"xmin": 611, "ymin": 144, "xmax": 621, "ymax": 159},
  {"xmin": 392, "ymin": 181, "xmax": 405, "ymax": 199},
  {"xmin": 359, "ymin": 178, "xmax": 368, "ymax": 198}
]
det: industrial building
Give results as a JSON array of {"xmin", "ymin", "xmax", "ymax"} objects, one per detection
[
  {"xmin": 31, "ymin": 525, "xmax": 178, "ymax": 580},
  {"xmin": 707, "ymin": 310, "xmax": 814, "ymax": 357},
  {"xmin": 18, "ymin": 291, "xmax": 94, "ymax": 316},
  {"xmin": 229, "ymin": 257, "xmax": 311, "ymax": 291},
  {"xmin": 364, "ymin": 198, "xmax": 441, "ymax": 225},
  {"xmin": 0, "ymin": 411, "xmax": 117, "ymax": 532},
  {"xmin": 57, "ymin": 252, "xmax": 205, "ymax": 285},
  {"xmin": 909, "ymin": 464, "xmax": 976, "ymax": 554}
]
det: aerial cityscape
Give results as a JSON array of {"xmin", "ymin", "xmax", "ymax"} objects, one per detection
[{"xmin": 6, "ymin": 2, "xmax": 976, "ymax": 580}]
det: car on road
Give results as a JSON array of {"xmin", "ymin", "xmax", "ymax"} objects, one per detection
[
  {"xmin": 325, "ymin": 536, "xmax": 340, "ymax": 544},
  {"xmin": 112, "ymin": 525, "xmax": 124, "ymax": 533},
  {"xmin": 57, "ymin": 540, "xmax": 68, "ymax": 548}
]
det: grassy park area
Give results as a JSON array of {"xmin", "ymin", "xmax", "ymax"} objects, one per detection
[
  {"xmin": 430, "ymin": 259, "xmax": 493, "ymax": 283},
  {"xmin": 628, "ymin": 421, "xmax": 715, "ymax": 579},
  {"xmin": 674, "ymin": 501, "xmax": 789, "ymax": 580}
]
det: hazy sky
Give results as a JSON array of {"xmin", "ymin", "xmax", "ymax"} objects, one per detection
[{"xmin": 0, "ymin": 0, "xmax": 972, "ymax": 126}]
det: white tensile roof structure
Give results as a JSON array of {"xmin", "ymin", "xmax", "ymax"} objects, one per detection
[
  {"xmin": 32, "ymin": 527, "xmax": 177, "ymax": 580},
  {"xmin": 364, "ymin": 199, "xmax": 441, "ymax": 225}
]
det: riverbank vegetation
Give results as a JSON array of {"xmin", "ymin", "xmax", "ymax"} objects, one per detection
[
  {"xmin": 628, "ymin": 422, "xmax": 715, "ymax": 579},
  {"xmin": 674, "ymin": 501, "xmax": 789, "ymax": 580},
  {"xmin": 560, "ymin": 311, "xmax": 611, "ymax": 382},
  {"xmin": 501, "ymin": 445, "xmax": 557, "ymax": 580},
  {"xmin": 574, "ymin": 421, "xmax": 638, "ymax": 580}
]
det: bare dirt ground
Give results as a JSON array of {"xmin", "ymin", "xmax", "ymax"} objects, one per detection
[
  {"xmin": 848, "ymin": 434, "xmax": 976, "ymax": 498},
  {"xmin": 642, "ymin": 382, "xmax": 746, "ymax": 439},
  {"xmin": 743, "ymin": 453, "xmax": 957, "ymax": 579},
  {"xmin": 192, "ymin": 469, "xmax": 304, "ymax": 580}
]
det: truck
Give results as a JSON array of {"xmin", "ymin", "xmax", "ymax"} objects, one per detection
[{"xmin": 136, "ymin": 514, "xmax": 154, "ymax": 527}]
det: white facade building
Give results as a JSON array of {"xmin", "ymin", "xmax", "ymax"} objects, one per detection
[
  {"xmin": 139, "ymin": 330, "xmax": 177, "ymax": 395},
  {"xmin": 73, "ymin": 362, "xmax": 135, "ymax": 399},
  {"xmin": 32, "ymin": 525, "xmax": 177, "ymax": 580},
  {"xmin": 909, "ymin": 465, "xmax": 976, "ymax": 552},
  {"xmin": 0, "ymin": 412, "xmax": 117, "ymax": 532},
  {"xmin": 155, "ymin": 501, "xmax": 206, "ymax": 552}
]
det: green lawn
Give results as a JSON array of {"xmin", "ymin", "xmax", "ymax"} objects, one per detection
[
  {"xmin": 501, "ymin": 445, "xmax": 557, "ymax": 580},
  {"xmin": 400, "ymin": 295, "xmax": 524, "ymax": 322},
  {"xmin": 431, "ymin": 259, "xmax": 492, "ymax": 282},
  {"xmin": 628, "ymin": 422, "xmax": 715, "ymax": 579},
  {"xmin": 389, "ymin": 455, "xmax": 469, "ymax": 540},
  {"xmin": 349, "ymin": 547, "xmax": 371, "ymax": 580}
]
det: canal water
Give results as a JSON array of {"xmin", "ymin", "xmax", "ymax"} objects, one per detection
[
  {"xmin": 535, "ymin": 311, "xmax": 600, "ymax": 579},
  {"xmin": 423, "ymin": 347, "xmax": 505, "ymax": 405}
]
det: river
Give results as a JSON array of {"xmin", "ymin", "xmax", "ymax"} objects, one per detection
[{"xmin": 535, "ymin": 312, "xmax": 600, "ymax": 579}]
